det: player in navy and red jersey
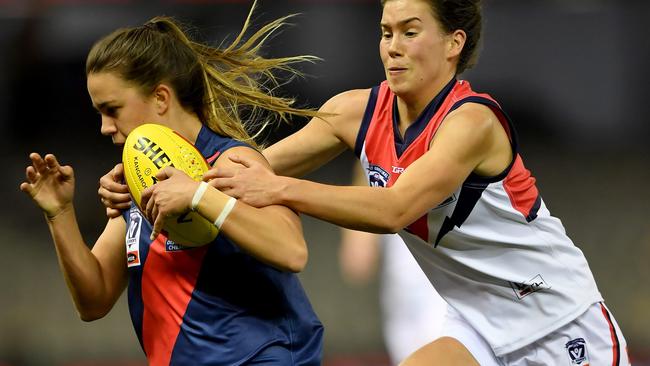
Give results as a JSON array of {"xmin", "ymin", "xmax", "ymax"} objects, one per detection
[{"xmin": 20, "ymin": 9, "xmax": 323, "ymax": 366}]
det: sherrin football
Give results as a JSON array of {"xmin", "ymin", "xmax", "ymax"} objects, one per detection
[{"xmin": 122, "ymin": 123, "xmax": 218, "ymax": 246}]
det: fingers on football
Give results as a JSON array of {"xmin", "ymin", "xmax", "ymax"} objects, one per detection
[
  {"xmin": 155, "ymin": 166, "xmax": 178, "ymax": 181},
  {"xmin": 100, "ymin": 175, "xmax": 130, "ymax": 194},
  {"xmin": 151, "ymin": 211, "xmax": 165, "ymax": 240},
  {"xmin": 112, "ymin": 163, "xmax": 125, "ymax": 179},
  {"xmin": 106, "ymin": 207, "xmax": 123, "ymax": 219}
]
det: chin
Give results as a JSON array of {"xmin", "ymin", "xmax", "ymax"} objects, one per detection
[{"xmin": 386, "ymin": 79, "xmax": 409, "ymax": 96}]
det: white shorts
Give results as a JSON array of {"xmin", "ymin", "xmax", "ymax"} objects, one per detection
[{"xmin": 441, "ymin": 302, "xmax": 630, "ymax": 366}]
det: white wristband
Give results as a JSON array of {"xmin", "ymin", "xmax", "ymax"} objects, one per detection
[
  {"xmin": 191, "ymin": 181, "xmax": 209, "ymax": 211},
  {"xmin": 214, "ymin": 197, "xmax": 236, "ymax": 229}
]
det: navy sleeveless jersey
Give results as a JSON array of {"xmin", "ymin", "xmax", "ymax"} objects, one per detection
[{"xmin": 122, "ymin": 125, "xmax": 323, "ymax": 365}]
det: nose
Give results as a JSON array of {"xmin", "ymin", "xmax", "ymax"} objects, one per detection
[
  {"xmin": 100, "ymin": 115, "xmax": 117, "ymax": 136},
  {"xmin": 387, "ymin": 35, "xmax": 403, "ymax": 57}
]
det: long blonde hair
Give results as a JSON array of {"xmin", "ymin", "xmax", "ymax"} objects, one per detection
[{"xmin": 86, "ymin": 2, "xmax": 320, "ymax": 148}]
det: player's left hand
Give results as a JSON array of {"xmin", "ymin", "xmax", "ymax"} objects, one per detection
[
  {"xmin": 205, "ymin": 154, "xmax": 283, "ymax": 208},
  {"xmin": 141, "ymin": 167, "xmax": 199, "ymax": 239}
]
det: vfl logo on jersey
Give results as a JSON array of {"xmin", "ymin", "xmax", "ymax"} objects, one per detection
[
  {"xmin": 126, "ymin": 209, "xmax": 142, "ymax": 267},
  {"xmin": 509, "ymin": 274, "xmax": 550, "ymax": 300},
  {"xmin": 367, "ymin": 164, "xmax": 390, "ymax": 187},
  {"xmin": 565, "ymin": 338, "xmax": 590, "ymax": 365}
]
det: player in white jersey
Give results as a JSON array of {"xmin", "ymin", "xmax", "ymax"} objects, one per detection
[{"xmin": 98, "ymin": 0, "xmax": 631, "ymax": 365}]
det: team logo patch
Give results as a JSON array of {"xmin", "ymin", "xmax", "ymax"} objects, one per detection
[
  {"xmin": 565, "ymin": 338, "xmax": 590, "ymax": 365},
  {"xmin": 126, "ymin": 209, "xmax": 142, "ymax": 267},
  {"xmin": 509, "ymin": 274, "xmax": 550, "ymax": 300},
  {"xmin": 367, "ymin": 164, "xmax": 390, "ymax": 187}
]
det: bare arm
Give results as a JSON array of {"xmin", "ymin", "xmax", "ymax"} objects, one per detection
[
  {"xmin": 261, "ymin": 89, "xmax": 370, "ymax": 177},
  {"xmin": 20, "ymin": 153, "xmax": 127, "ymax": 321},
  {"xmin": 141, "ymin": 146, "xmax": 309, "ymax": 273},
  {"xmin": 212, "ymin": 103, "xmax": 512, "ymax": 233}
]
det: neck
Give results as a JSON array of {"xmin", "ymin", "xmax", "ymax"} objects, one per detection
[
  {"xmin": 164, "ymin": 109, "xmax": 203, "ymax": 144},
  {"xmin": 394, "ymin": 72, "xmax": 455, "ymax": 133}
]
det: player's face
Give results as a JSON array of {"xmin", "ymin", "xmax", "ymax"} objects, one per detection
[
  {"xmin": 87, "ymin": 72, "xmax": 159, "ymax": 146},
  {"xmin": 380, "ymin": 0, "xmax": 451, "ymax": 100}
]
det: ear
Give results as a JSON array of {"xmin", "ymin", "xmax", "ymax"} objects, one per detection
[
  {"xmin": 152, "ymin": 83, "xmax": 173, "ymax": 116},
  {"xmin": 447, "ymin": 29, "xmax": 467, "ymax": 60}
]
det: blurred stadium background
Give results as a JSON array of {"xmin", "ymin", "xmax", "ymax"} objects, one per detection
[{"xmin": 1, "ymin": 0, "xmax": 648, "ymax": 365}]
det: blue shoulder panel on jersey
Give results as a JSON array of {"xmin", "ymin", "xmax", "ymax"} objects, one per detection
[{"xmin": 355, "ymin": 86, "xmax": 380, "ymax": 158}]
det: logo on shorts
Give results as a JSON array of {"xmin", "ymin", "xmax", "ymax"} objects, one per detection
[
  {"xmin": 566, "ymin": 338, "xmax": 590, "ymax": 365},
  {"xmin": 509, "ymin": 274, "xmax": 550, "ymax": 300},
  {"xmin": 367, "ymin": 164, "xmax": 390, "ymax": 187}
]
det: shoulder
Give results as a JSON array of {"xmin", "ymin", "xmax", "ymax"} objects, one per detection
[
  {"xmin": 317, "ymin": 89, "xmax": 373, "ymax": 145},
  {"xmin": 321, "ymin": 88, "xmax": 372, "ymax": 117},
  {"xmin": 214, "ymin": 145, "xmax": 269, "ymax": 169},
  {"xmin": 443, "ymin": 102, "xmax": 500, "ymax": 136}
]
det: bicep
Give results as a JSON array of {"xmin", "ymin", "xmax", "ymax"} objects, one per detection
[
  {"xmin": 390, "ymin": 108, "xmax": 496, "ymax": 219},
  {"xmin": 264, "ymin": 89, "xmax": 370, "ymax": 178},
  {"xmin": 264, "ymin": 117, "xmax": 346, "ymax": 177}
]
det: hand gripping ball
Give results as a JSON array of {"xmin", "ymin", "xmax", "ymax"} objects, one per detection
[{"xmin": 122, "ymin": 123, "xmax": 218, "ymax": 246}]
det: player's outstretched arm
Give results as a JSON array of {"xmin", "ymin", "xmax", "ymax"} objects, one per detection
[
  {"xmin": 211, "ymin": 103, "xmax": 510, "ymax": 233},
  {"xmin": 20, "ymin": 153, "xmax": 128, "ymax": 321},
  {"xmin": 141, "ymin": 146, "xmax": 309, "ymax": 273}
]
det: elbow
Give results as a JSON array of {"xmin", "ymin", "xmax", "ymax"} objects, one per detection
[
  {"xmin": 376, "ymin": 212, "xmax": 409, "ymax": 234},
  {"xmin": 77, "ymin": 303, "xmax": 111, "ymax": 322},
  {"xmin": 78, "ymin": 309, "xmax": 108, "ymax": 322},
  {"xmin": 283, "ymin": 239, "xmax": 308, "ymax": 273}
]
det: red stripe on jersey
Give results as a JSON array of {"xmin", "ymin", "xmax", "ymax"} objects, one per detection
[
  {"xmin": 406, "ymin": 215, "xmax": 429, "ymax": 242},
  {"xmin": 141, "ymin": 235, "xmax": 209, "ymax": 365},
  {"xmin": 503, "ymin": 156, "xmax": 539, "ymax": 220},
  {"xmin": 206, "ymin": 151, "xmax": 221, "ymax": 165},
  {"xmin": 600, "ymin": 303, "xmax": 620, "ymax": 366}
]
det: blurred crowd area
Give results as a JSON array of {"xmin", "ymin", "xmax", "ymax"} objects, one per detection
[{"xmin": 1, "ymin": 0, "xmax": 649, "ymax": 365}]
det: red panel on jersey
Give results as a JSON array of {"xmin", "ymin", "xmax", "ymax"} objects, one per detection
[
  {"xmin": 141, "ymin": 235, "xmax": 208, "ymax": 364},
  {"xmin": 503, "ymin": 156, "xmax": 539, "ymax": 220}
]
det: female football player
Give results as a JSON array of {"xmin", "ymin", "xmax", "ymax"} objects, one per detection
[{"xmin": 20, "ymin": 5, "xmax": 323, "ymax": 365}]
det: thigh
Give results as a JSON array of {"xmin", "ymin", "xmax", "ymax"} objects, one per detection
[
  {"xmin": 399, "ymin": 337, "xmax": 481, "ymax": 366},
  {"xmin": 500, "ymin": 302, "xmax": 631, "ymax": 366},
  {"xmin": 435, "ymin": 306, "xmax": 502, "ymax": 366}
]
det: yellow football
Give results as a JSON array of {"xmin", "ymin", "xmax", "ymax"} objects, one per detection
[{"xmin": 122, "ymin": 123, "xmax": 218, "ymax": 246}]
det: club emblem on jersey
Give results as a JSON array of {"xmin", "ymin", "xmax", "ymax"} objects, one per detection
[
  {"xmin": 126, "ymin": 209, "xmax": 142, "ymax": 267},
  {"xmin": 367, "ymin": 164, "xmax": 390, "ymax": 187},
  {"xmin": 509, "ymin": 274, "xmax": 550, "ymax": 300},
  {"xmin": 565, "ymin": 338, "xmax": 590, "ymax": 365}
]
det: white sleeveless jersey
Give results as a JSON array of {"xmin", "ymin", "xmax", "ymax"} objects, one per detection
[{"xmin": 355, "ymin": 79, "xmax": 603, "ymax": 356}]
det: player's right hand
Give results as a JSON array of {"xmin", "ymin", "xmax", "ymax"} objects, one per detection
[
  {"xmin": 20, "ymin": 153, "xmax": 75, "ymax": 219},
  {"xmin": 98, "ymin": 163, "xmax": 131, "ymax": 218}
]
